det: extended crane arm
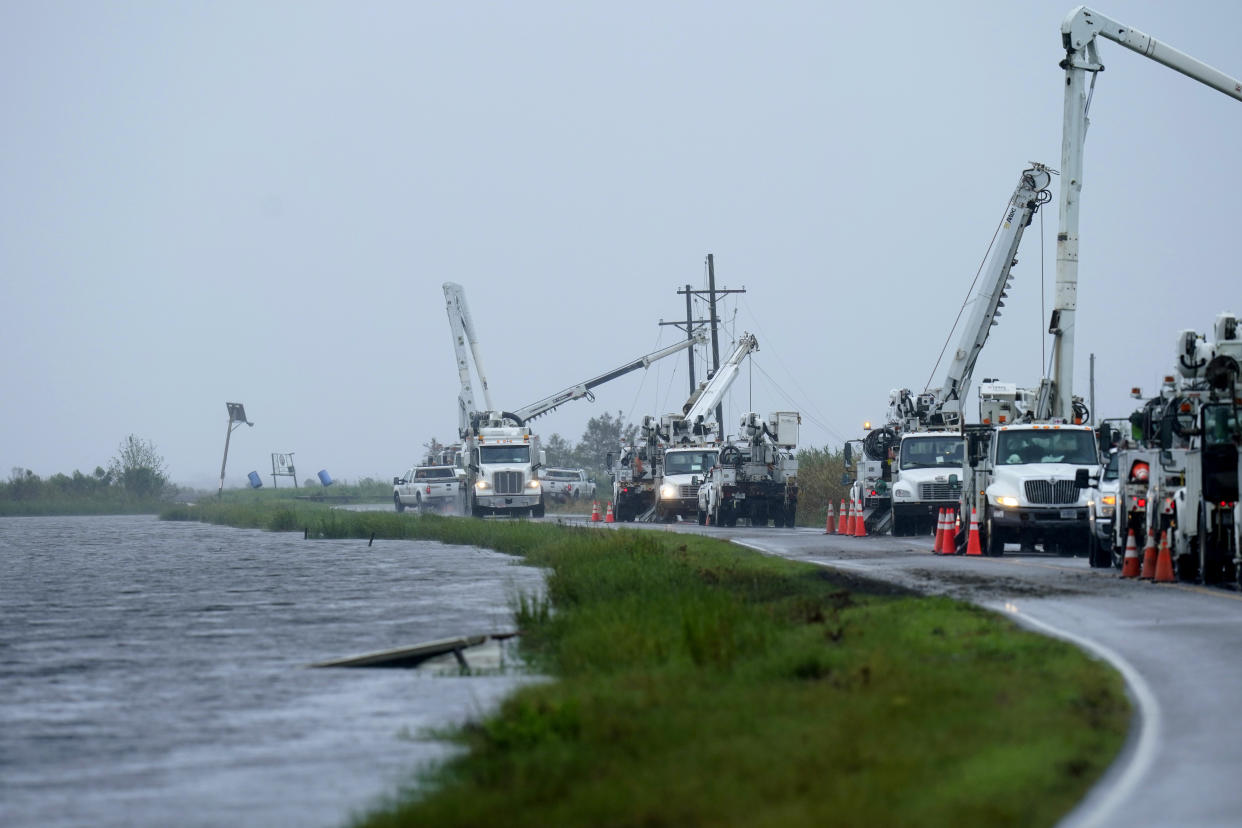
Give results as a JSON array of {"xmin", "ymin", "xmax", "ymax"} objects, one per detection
[
  {"xmin": 925, "ymin": 164, "xmax": 1053, "ymax": 425},
  {"xmin": 1052, "ymin": 6, "xmax": 1242, "ymax": 420},
  {"xmin": 510, "ymin": 334, "xmax": 706, "ymax": 424},
  {"xmin": 682, "ymin": 333, "xmax": 759, "ymax": 426}
]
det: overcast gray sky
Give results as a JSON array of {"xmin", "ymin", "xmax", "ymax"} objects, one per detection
[{"xmin": 4, "ymin": 0, "xmax": 1241, "ymax": 489}]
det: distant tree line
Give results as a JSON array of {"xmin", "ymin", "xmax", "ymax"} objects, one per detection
[{"xmin": 1, "ymin": 435, "xmax": 174, "ymax": 515}]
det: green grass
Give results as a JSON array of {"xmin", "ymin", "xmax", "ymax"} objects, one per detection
[{"xmin": 163, "ymin": 501, "xmax": 1129, "ymax": 827}]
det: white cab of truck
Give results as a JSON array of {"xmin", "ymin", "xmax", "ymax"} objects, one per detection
[
  {"xmin": 465, "ymin": 426, "xmax": 546, "ymax": 518},
  {"xmin": 890, "ymin": 432, "xmax": 965, "ymax": 536},
  {"xmin": 394, "ymin": 465, "xmax": 465, "ymax": 513},
  {"xmin": 656, "ymin": 446, "xmax": 718, "ymax": 521},
  {"xmin": 975, "ymin": 424, "xmax": 1099, "ymax": 555}
]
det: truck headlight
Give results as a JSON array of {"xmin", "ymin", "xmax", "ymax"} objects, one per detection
[
  {"xmin": 660, "ymin": 484, "xmax": 677, "ymax": 499},
  {"xmin": 994, "ymin": 495, "xmax": 1019, "ymax": 508},
  {"xmin": 1099, "ymin": 494, "xmax": 1116, "ymax": 517},
  {"xmin": 475, "ymin": 480, "xmax": 492, "ymax": 491},
  {"xmin": 526, "ymin": 479, "xmax": 540, "ymax": 490},
  {"xmin": 893, "ymin": 487, "xmax": 912, "ymax": 500}
]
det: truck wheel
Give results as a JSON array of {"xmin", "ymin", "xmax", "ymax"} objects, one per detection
[
  {"xmin": 533, "ymin": 499, "xmax": 546, "ymax": 518},
  {"xmin": 1088, "ymin": 532, "xmax": 1111, "ymax": 568},
  {"xmin": 984, "ymin": 510, "xmax": 1003, "ymax": 557},
  {"xmin": 785, "ymin": 504, "xmax": 797, "ymax": 527},
  {"xmin": 394, "ymin": 494, "xmax": 405, "ymax": 513},
  {"xmin": 697, "ymin": 507, "xmax": 707, "ymax": 525},
  {"xmin": 772, "ymin": 506, "xmax": 785, "ymax": 529}
]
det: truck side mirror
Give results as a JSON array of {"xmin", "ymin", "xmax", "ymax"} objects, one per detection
[
  {"xmin": 393, "ymin": 477, "xmax": 402, "ymax": 486},
  {"xmin": 606, "ymin": 453, "xmax": 613, "ymax": 468},
  {"xmin": 843, "ymin": 443, "xmax": 853, "ymax": 465},
  {"xmin": 1074, "ymin": 468, "xmax": 1090, "ymax": 488},
  {"xmin": 840, "ymin": 472, "xmax": 851, "ymax": 486}
]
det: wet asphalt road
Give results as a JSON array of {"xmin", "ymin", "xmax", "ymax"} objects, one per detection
[{"xmin": 569, "ymin": 516, "xmax": 1242, "ymax": 828}]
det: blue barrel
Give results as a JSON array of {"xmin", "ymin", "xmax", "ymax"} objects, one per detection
[
  {"xmin": 247, "ymin": 471, "xmax": 263, "ymax": 488},
  {"xmin": 317, "ymin": 469, "xmax": 333, "ymax": 487}
]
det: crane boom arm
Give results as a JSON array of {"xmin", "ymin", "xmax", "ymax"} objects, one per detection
[
  {"xmin": 1053, "ymin": 6, "xmax": 1242, "ymax": 420},
  {"xmin": 927, "ymin": 165, "xmax": 1053, "ymax": 424},
  {"xmin": 510, "ymin": 334, "xmax": 705, "ymax": 424},
  {"xmin": 683, "ymin": 333, "xmax": 759, "ymax": 426},
  {"xmin": 443, "ymin": 282, "xmax": 496, "ymax": 436}
]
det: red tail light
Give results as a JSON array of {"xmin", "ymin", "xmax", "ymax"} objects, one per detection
[
  {"xmin": 425, "ymin": 486, "xmax": 431, "ymax": 494},
  {"xmin": 1135, "ymin": 498, "xmax": 1147, "ymax": 509},
  {"xmin": 1129, "ymin": 461, "xmax": 1150, "ymax": 483}
]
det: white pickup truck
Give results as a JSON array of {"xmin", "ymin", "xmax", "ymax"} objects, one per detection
[
  {"xmin": 541, "ymin": 468, "xmax": 597, "ymax": 503},
  {"xmin": 393, "ymin": 465, "xmax": 466, "ymax": 513}
]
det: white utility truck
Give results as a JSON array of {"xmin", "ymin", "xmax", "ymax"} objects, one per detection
[
  {"xmin": 958, "ymin": 382, "xmax": 1099, "ymax": 555},
  {"xmin": 848, "ymin": 164, "xmax": 1053, "ymax": 536},
  {"xmin": 697, "ymin": 411, "xmax": 800, "ymax": 528}
]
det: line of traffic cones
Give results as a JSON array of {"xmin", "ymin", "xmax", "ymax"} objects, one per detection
[
  {"xmin": 604, "ymin": 502, "xmax": 615, "ymax": 523},
  {"xmin": 590, "ymin": 501, "xmax": 601, "ymax": 523}
]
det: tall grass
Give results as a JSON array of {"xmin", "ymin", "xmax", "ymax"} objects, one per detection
[{"xmin": 163, "ymin": 502, "xmax": 1129, "ymax": 826}]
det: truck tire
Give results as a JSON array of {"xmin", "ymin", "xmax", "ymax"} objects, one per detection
[
  {"xmin": 984, "ymin": 509, "xmax": 1003, "ymax": 557},
  {"xmin": 784, "ymin": 504, "xmax": 797, "ymax": 528},
  {"xmin": 394, "ymin": 494, "xmax": 405, "ymax": 513},
  {"xmin": 697, "ymin": 507, "xmax": 707, "ymax": 525},
  {"xmin": 772, "ymin": 505, "xmax": 785, "ymax": 528},
  {"xmin": 533, "ymin": 498, "xmax": 546, "ymax": 518}
]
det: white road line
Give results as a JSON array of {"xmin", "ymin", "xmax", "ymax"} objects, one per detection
[{"xmin": 988, "ymin": 605, "xmax": 1159, "ymax": 828}]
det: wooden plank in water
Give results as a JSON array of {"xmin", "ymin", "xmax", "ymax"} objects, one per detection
[{"xmin": 310, "ymin": 635, "xmax": 488, "ymax": 668}]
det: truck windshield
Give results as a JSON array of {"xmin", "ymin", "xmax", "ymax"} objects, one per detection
[
  {"xmin": 479, "ymin": 445, "xmax": 531, "ymax": 464},
  {"xmin": 1203, "ymin": 405, "xmax": 1241, "ymax": 447},
  {"xmin": 995, "ymin": 430, "xmax": 1098, "ymax": 466},
  {"xmin": 415, "ymin": 467, "xmax": 455, "ymax": 479},
  {"xmin": 664, "ymin": 450, "xmax": 718, "ymax": 475},
  {"xmin": 900, "ymin": 436, "xmax": 964, "ymax": 469}
]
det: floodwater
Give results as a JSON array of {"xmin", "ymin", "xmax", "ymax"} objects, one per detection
[{"xmin": 0, "ymin": 514, "xmax": 546, "ymax": 828}]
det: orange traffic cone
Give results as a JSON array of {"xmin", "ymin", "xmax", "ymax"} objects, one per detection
[
  {"xmin": 853, "ymin": 498, "xmax": 867, "ymax": 537},
  {"xmin": 966, "ymin": 508, "xmax": 983, "ymax": 556},
  {"xmin": 1154, "ymin": 530, "xmax": 1176, "ymax": 583},
  {"xmin": 1139, "ymin": 527, "xmax": 1158, "ymax": 580},
  {"xmin": 590, "ymin": 501, "xmax": 601, "ymax": 523},
  {"xmin": 933, "ymin": 508, "xmax": 948, "ymax": 553},
  {"xmin": 604, "ymin": 502, "xmax": 615, "ymax": 523},
  {"xmin": 1121, "ymin": 529, "xmax": 1141, "ymax": 578},
  {"xmin": 824, "ymin": 502, "xmax": 837, "ymax": 535},
  {"xmin": 837, "ymin": 499, "xmax": 848, "ymax": 535}
]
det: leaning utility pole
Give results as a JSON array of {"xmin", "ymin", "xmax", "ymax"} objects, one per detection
[{"xmin": 658, "ymin": 254, "xmax": 746, "ymax": 432}]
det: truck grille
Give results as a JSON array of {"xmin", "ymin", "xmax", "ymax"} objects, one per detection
[
  {"xmin": 678, "ymin": 484, "xmax": 697, "ymax": 499},
  {"xmin": 494, "ymin": 471, "xmax": 523, "ymax": 495},
  {"xmin": 918, "ymin": 482, "xmax": 962, "ymax": 500},
  {"xmin": 1024, "ymin": 479, "xmax": 1079, "ymax": 505}
]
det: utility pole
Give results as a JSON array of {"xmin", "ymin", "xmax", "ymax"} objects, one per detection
[{"xmin": 658, "ymin": 255, "xmax": 746, "ymax": 429}]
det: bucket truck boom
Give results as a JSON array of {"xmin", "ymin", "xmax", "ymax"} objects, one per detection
[{"xmin": 1053, "ymin": 6, "xmax": 1242, "ymax": 421}]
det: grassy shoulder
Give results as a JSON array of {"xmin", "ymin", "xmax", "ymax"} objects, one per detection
[{"xmin": 163, "ymin": 501, "xmax": 1129, "ymax": 827}]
